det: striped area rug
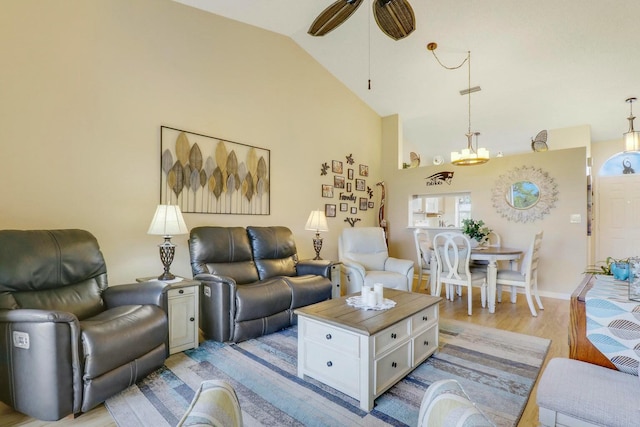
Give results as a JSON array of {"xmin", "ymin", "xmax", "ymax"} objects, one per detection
[{"xmin": 105, "ymin": 319, "xmax": 550, "ymax": 427}]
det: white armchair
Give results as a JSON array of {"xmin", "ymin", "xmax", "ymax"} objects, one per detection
[{"xmin": 338, "ymin": 227, "xmax": 414, "ymax": 294}]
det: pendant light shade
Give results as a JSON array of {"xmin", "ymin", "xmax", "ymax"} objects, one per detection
[{"xmin": 624, "ymin": 97, "xmax": 640, "ymax": 152}]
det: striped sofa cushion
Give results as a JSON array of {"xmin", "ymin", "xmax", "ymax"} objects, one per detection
[
  {"xmin": 418, "ymin": 379, "xmax": 495, "ymax": 427},
  {"xmin": 176, "ymin": 380, "xmax": 242, "ymax": 427}
]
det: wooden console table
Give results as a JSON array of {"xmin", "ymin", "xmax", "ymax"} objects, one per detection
[{"xmin": 569, "ymin": 274, "xmax": 616, "ymax": 370}]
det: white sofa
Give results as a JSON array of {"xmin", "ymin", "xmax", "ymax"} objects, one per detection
[{"xmin": 537, "ymin": 358, "xmax": 640, "ymax": 427}]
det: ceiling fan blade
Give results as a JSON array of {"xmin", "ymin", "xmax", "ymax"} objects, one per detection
[
  {"xmin": 308, "ymin": 0, "xmax": 364, "ymax": 37},
  {"xmin": 373, "ymin": 0, "xmax": 415, "ymax": 41}
]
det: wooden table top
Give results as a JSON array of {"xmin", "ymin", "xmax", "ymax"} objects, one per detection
[
  {"xmin": 471, "ymin": 246, "xmax": 523, "ymax": 256},
  {"xmin": 295, "ymin": 289, "xmax": 441, "ymax": 336}
]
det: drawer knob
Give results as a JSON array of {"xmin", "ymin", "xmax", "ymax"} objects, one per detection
[
  {"xmin": 326, "ymin": 361, "xmax": 333, "ymax": 367},
  {"xmin": 190, "ymin": 317, "xmax": 195, "ymax": 322},
  {"xmin": 391, "ymin": 361, "xmax": 397, "ymax": 368},
  {"xmin": 422, "ymin": 315, "xmax": 428, "ymax": 321},
  {"xmin": 424, "ymin": 340, "xmax": 429, "ymax": 346},
  {"xmin": 179, "ymin": 289, "xmax": 184, "ymax": 294},
  {"xmin": 391, "ymin": 333, "xmax": 397, "ymax": 339},
  {"xmin": 325, "ymin": 334, "xmax": 332, "ymax": 340}
]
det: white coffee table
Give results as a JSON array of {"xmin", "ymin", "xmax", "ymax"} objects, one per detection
[{"xmin": 295, "ymin": 289, "xmax": 441, "ymax": 411}]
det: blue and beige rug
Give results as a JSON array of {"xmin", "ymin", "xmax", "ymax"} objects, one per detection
[{"xmin": 105, "ymin": 320, "xmax": 550, "ymax": 427}]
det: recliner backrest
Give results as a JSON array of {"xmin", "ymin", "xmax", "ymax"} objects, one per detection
[
  {"xmin": 246, "ymin": 226, "xmax": 297, "ymax": 280},
  {"xmin": 338, "ymin": 227, "xmax": 388, "ymax": 271},
  {"xmin": 0, "ymin": 229, "xmax": 108, "ymax": 320},
  {"xmin": 189, "ymin": 227, "xmax": 260, "ymax": 285}
]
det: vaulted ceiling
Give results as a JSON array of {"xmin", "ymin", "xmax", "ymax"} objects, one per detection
[{"xmin": 175, "ymin": 0, "xmax": 640, "ymax": 162}]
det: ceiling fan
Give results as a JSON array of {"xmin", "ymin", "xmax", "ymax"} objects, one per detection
[{"xmin": 308, "ymin": 0, "xmax": 415, "ymax": 41}]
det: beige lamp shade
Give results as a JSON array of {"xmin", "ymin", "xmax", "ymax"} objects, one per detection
[
  {"xmin": 147, "ymin": 205, "xmax": 189, "ymax": 236},
  {"xmin": 624, "ymin": 130, "xmax": 640, "ymax": 152},
  {"xmin": 305, "ymin": 210, "xmax": 329, "ymax": 232}
]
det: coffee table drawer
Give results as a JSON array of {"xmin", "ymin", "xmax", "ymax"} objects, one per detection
[
  {"xmin": 375, "ymin": 341, "xmax": 411, "ymax": 395},
  {"xmin": 413, "ymin": 324, "xmax": 438, "ymax": 364},
  {"xmin": 374, "ymin": 319, "xmax": 410, "ymax": 356},
  {"xmin": 303, "ymin": 341, "xmax": 359, "ymax": 397},
  {"xmin": 411, "ymin": 304, "xmax": 438, "ymax": 332},
  {"xmin": 304, "ymin": 319, "xmax": 359, "ymax": 355}
]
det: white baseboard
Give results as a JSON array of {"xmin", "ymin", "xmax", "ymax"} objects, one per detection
[{"xmin": 416, "ymin": 274, "xmax": 572, "ymax": 300}]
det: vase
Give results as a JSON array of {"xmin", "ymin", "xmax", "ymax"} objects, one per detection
[
  {"xmin": 469, "ymin": 239, "xmax": 480, "ymax": 249},
  {"xmin": 611, "ymin": 262, "xmax": 629, "ymax": 281}
]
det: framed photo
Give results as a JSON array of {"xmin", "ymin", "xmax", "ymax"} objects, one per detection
[
  {"xmin": 325, "ymin": 204, "xmax": 336, "ymax": 218},
  {"xmin": 350, "ymin": 207, "xmax": 357, "ymax": 214},
  {"xmin": 359, "ymin": 198, "xmax": 368, "ymax": 210},
  {"xmin": 355, "ymin": 179, "xmax": 365, "ymax": 191},
  {"xmin": 322, "ymin": 184, "xmax": 334, "ymax": 198},
  {"xmin": 368, "ymin": 201, "xmax": 374, "ymax": 208},
  {"xmin": 334, "ymin": 175, "xmax": 345, "ymax": 189},
  {"xmin": 346, "ymin": 182, "xmax": 352, "ymax": 192},
  {"xmin": 332, "ymin": 160, "xmax": 343, "ymax": 174},
  {"xmin": 359, "ymin": 164, "xmax": 369, "ymax": 177},
  {"xmin": 340, "ymin": 203, "xmax": 348, "ymax": 212},
  {"xmin": 347, "ymin": 168, "xmax": 354, "ymax": 180}
]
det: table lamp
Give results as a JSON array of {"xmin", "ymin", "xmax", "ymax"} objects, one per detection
[
  {"xmin": 305, "ymin": 210, "xmax": 329, "ymax": 260},
  {"xmin": 147, "ymin": 204, "xmax": 189, "ymax": 280}
]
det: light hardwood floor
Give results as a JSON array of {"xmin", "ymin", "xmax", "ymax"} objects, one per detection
[{"xmin": 0, "ymin": 281, "xmax": 569, "ymax": 426}]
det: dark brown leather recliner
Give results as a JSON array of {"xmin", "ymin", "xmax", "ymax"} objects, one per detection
[
  {"xmin": 0, "ymin": 229, "xmax": 169, "ymax": 421},
  {"xmin": 189, "ymin": 226, "xmax": 333, "ymax": 343}
]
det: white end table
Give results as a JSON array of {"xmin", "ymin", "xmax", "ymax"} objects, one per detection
[{"xmin": 137, "ymin": 277, "xmax": 200, "ymax": 354}]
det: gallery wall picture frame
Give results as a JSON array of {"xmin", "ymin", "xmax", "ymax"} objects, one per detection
[
  {"xmin": 322, "ymin": 184, "xmax": 334, "ymax": 198},
  {"xmin": 355, "ymin": 179, "xmax": 365, "ymax": 191},
  {"xmin": 340, "ymin": 203, "xmax": 348, "ymax": 212},
  {"xmin": 359, "ymin": 164, "xmax": 369, "ymax": 176},
  {"xmin": 332, "ymin": 160, "xmax": 343, "ymax": 174},
  {"xmin": 368, "ymin": 201, "xmax": 374, "ymax": 209},
  {"xmin": 334, "ymin": 175, "xmax": 345, "ymax": 188},
  {"xmin": 350, "ymin": 207, "xmax": 357, "ymax": 214},
  {"xmin": 346, "ymin": 182, "xmax": 352, "ymax": 192},
  {"xmin": 359, "ymin": 197, "xmax": 368, "ymax": 210},
  {"xmin": 325, "ymin": 204, "xmax": 336, "ymax": 217},
  {"xmin": 160, "ymin": 126, "xmax": 270, "ymax": 215},
  {"xmin": 347, "ymin": 168, "xmax": 354, "ymax": 180}
]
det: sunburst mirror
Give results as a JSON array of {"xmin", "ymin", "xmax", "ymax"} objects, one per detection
[{"xmin": 491, "ymin": 166, "xmax": 558, "ymax": 222}]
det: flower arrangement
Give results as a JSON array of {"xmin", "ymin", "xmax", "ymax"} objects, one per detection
[
  {"xmin": 461, "ymin": 218, "xmax": 491, "ymax": 244},
  {"xmin": 585, "ymin": 256, "xmax": 629, "ymax": 276}
]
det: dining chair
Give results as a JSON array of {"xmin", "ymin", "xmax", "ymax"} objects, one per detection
[
  {"xmin": 433, "ymin": 231, "xmax": 487, "ymax": 315},
  {"xmin": 413, "ymin": 228, "xmax": 432, "ymax": 292},
  {"xmin": 496, "ymin": 230, "xmax": 544, "ymax": 316}
]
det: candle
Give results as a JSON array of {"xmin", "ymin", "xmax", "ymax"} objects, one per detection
[{"xmin": 374, "ymin": 283, "xmax": 384, "ymax": 305}]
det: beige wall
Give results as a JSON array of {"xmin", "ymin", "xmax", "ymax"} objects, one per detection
[
  {"xmin": 384, "ymin": 116, "xmax": 590, "ymax": 298},
  {"xmin": 0, "ymin": 0, "xmax": 382, "ymax": 284}
]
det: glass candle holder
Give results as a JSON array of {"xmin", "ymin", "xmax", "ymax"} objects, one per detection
[{"xmin": 628, "ymin": 258, "xmax": 640, "ymax": 301}]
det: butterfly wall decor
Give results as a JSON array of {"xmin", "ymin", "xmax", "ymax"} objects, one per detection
[{"xmin": 531, "ymin": 130, "xmax": 548, "ymax": 152}]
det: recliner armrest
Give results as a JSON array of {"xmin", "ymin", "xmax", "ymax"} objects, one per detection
[
  {"xmin": 103, "ymin": 281, "xmax": 170, "ymax": 311},
  {"xmin": 194, "ymin": 273, "xmax": 238, "ymax": 342},
  {"xmin": 0, "ymin": 308, "xmax": 82, "ymax": 420},
  {"xmin": 385, "ymin": 257, "xmax": 414, "ymax": 276},
  {"xmin": 297, "ymin": 259, "xmax": 331, "ymax": 278}
]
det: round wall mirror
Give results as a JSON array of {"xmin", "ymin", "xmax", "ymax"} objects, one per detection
[
  {"xmin": 506, "ymin": 181, "xmax": 540, "ymax": 209},
  {"xmin": 492, "ymin": 166, "xmax": 558, "ymax": 223}
]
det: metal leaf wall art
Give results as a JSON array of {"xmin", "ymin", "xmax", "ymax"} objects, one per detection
[{"xmin": 160, "ymin": 126, "xmax": 270, "ymax": 215}]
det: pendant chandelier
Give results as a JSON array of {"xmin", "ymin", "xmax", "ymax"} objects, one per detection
[
  {"xmin": 427, "ymin": 43, "xmax": 489, "ymax": 166},
  {"xmin": 624, "ymin": 97, "xmax": 640, "ymax": 152}
]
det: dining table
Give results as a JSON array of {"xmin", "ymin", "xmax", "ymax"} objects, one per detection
[{"xmin": 429, "ymin": 246, "xmax": 523, "ymax": 313}]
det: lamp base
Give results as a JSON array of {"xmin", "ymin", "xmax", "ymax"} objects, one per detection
[
  {"xmin": 312, "ymin": 233, "xmax": 323, "ymax": 260},
  {"xmin": 157, "ymin": 271, "xmax": 176, "ymax": 281},
  {"xmin": 157, "ymin": 236, "xmax": 176, "ymax": 282}
]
